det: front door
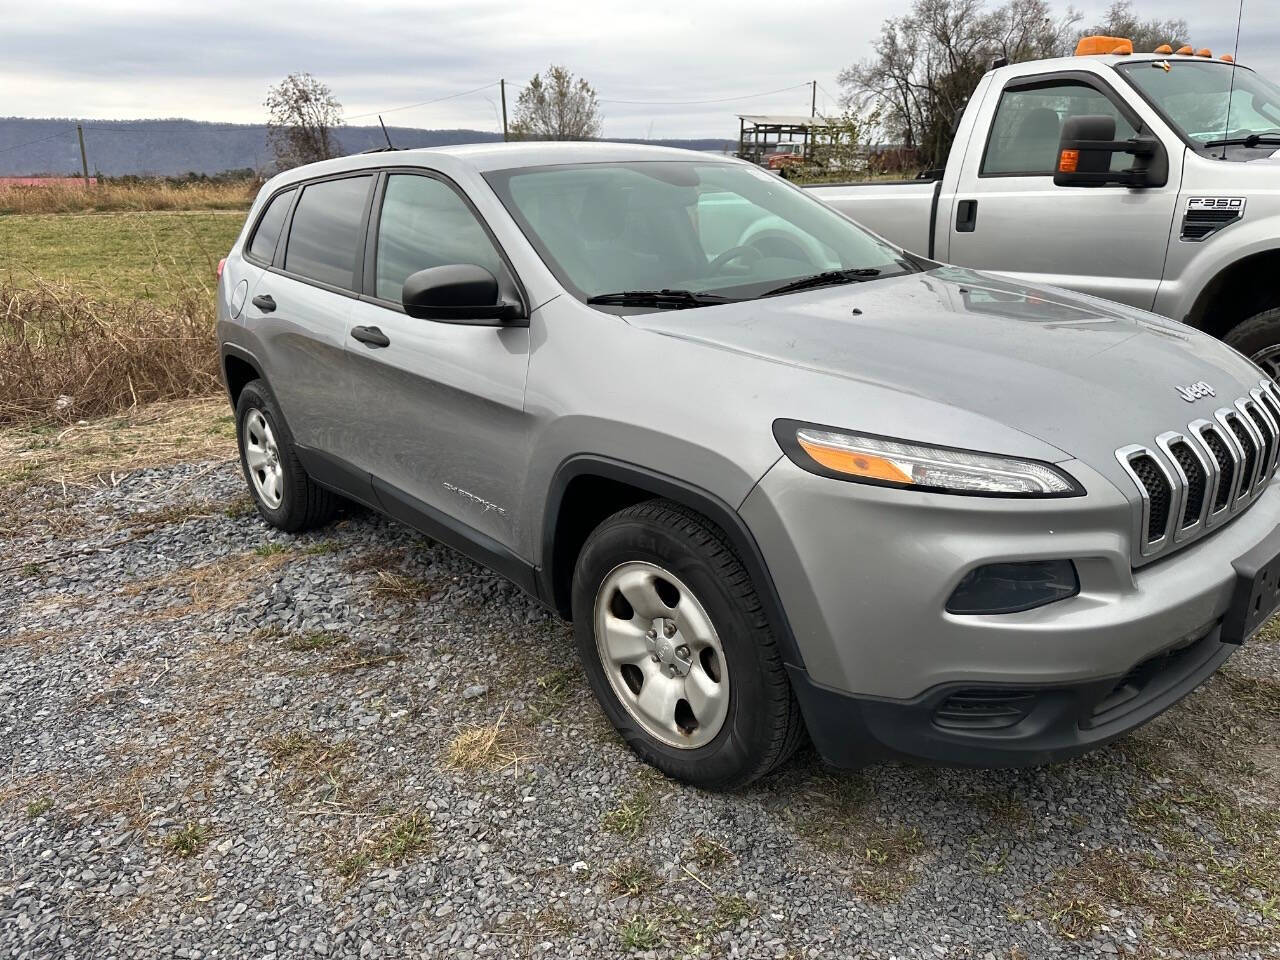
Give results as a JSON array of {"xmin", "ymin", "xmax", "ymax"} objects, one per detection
[
  {"xmin": 345, "ymin": 171, "xmax": 532, "ymax": 552},
  {"xmin": 944, "ymin": 73, "xmax": 1181, "ymax": 311}
]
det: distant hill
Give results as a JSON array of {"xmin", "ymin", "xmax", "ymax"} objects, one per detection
[{"xmin": 0, "ymin": 117, "xmax": 735, "ymax": 177}]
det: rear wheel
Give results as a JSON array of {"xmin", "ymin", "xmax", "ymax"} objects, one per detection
[
  {"xmin": 1225, "ymin": 307, "xmax": 1280, "ymax": 381},
  {"xmin": 571, "ymin": 500, "xmax": 804, "ymax": 789},
  {"xmin": 235, "ymin": 379, "xmax": 339, "ymax": 532}
]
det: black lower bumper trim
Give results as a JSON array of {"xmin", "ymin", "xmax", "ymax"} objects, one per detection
[{"xmin": 788, "ymin": 626, "xmax": 1234, "ymax": 769}]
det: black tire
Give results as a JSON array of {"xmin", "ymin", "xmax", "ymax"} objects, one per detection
[
  {"xmin": 235, "ymin": 379, "xmax": 339, "ymax": 532},
  {"xmin": 1225, "ymin": 307, "xmax": 1280, "ymax": 378},
  {"xmin": 571, "ymin": 499, "xmax": 805, "ymax": 789}
]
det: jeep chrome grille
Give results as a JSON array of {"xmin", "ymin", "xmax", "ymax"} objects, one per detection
[{"xmin": 1117, "ymin": 380, "xmax": 1280, "ymax": 561}]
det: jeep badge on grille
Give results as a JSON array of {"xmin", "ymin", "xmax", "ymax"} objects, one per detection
[{"xmin": 1175, "ymin": 380, "xmax": 1216, "ymax": 403}]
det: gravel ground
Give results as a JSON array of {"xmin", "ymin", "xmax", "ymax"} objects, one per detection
[{"xmin": 2, "ymin": 453, "xmax": 1279, "ymax": 960}]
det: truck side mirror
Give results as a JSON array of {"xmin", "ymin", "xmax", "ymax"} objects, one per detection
[{"xmin": 1053, "ymin": 115, "xmax": 1168, "ymax": 189}]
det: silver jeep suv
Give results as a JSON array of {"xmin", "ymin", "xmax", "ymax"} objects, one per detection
[{"xmin": 217, "ymin": 142, "xmax": 1280, "ymax": 789}]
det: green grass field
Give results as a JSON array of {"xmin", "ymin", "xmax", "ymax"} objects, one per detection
[{"xmin": 0, "ymin": 210, "xmax": 245, "ymax": 305}]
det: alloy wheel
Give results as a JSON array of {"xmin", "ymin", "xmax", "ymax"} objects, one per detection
[
  {"xmin": 243, "ymin": 408, "xmax": 284, "ymax": 509},
  {"xmin": 1252, "ymin": 344, "xmax": 1280, "ymax": 383},
  {"xmin": 593, "ymin": 561, "xmax": 730, "ymax": 749}
]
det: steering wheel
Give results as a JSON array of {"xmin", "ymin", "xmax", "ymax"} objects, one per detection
[{"xmin": 707, "ymin": 244, "xmax": 765, "ymax": 272}]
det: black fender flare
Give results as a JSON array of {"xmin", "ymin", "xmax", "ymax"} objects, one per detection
[{"xmin": 538, "ymin": 454, "xmax": 807, "ymax": 672}]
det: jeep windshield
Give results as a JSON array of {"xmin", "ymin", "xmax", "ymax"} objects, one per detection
[
  {"xmin": 1117, "ymin": 60, "xmax": 1280, "ymax": 155},
  {"xmin": 484, "ymin": 160, "xmax": 917, "ymax": 310}
]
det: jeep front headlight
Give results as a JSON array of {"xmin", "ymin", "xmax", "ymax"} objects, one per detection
[{"xmin": 774, "ymin": 420, "xmax": 1082, "ymax": 497}]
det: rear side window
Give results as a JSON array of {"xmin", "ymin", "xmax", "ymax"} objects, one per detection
[
  {"xmin": 982, "ymin": 82, "xmax": 1137, "ymax": 176},
  {"xmin": 246, "ymin": 188, "xmax": 294, "ymax": 263},
  {"xmin": 374, "ymin": 174, "xmax": 506, "ymax": 302},
  {"xmin": 284, "ymin": 176, "xmax": 373, "ymax": 290}
]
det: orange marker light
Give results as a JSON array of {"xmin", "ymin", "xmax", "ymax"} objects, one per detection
[
  {"xmin": 797, "ymin": 437, "xmax": 913, "ymax": 484},
  {"xmin": 1154, "ymin": 44, "xmax": 1173, "ymax": 54},
  {"xmin": 1175, "ymin": 45, "xmax": 1193, "ymax": 55},
  {"xmin": 1197, "ymin": 48, "xmax": 1212, "ymax": 58},
  {"xmin": 1221, "ymin": 53, "xmax": 1235, "ymax": 63},
  {"xmin": 1075, "ymin": 35, "xmax": 1132, "ymax": 56},
  {"xmin": 1058, "ymin": 149, "xmax": 1080, "ymax": 173}
]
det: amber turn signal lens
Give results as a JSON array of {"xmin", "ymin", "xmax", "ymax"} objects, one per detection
[
  {"xmin": 796, "ymin": 436, "xmax": 913, "ymax": 484},
  {"xmin": 1058, "ymin": 149, "xmax": 1080, "ymax": 173}
]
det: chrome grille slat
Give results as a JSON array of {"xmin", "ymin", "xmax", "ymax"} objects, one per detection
[
  {"xmin": 1218, "ymin": 408, "xmax": 1259, "ymax": 503},
  {"xmin": 1117, "ymin": 381, "xmax": 1278, "ymax": 563}
]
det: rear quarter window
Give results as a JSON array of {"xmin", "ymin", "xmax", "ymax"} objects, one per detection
[
  {"xmin": 283, "ymin": 176, "xmax": 373, "ymax": 290},
  {"xmin": 246, "ymin": 188, "xmax": 294, "ymax": 263}
]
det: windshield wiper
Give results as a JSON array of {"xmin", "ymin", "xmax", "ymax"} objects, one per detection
[
  {"xmin": 1200, "ymin": 133, "xmax": 1280, "ymax": 149},
  {"xmin": 761, "ymin": 267, "xmax": 882, "ymax": 298},
  {"xmin": 585, "ymin": 289, "xmax": 739, "ymax": 309}
]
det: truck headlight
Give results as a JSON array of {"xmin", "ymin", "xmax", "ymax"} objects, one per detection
[{"xmin": 773, "ymin": 420, "xmax": 1082, "ymax": 497}]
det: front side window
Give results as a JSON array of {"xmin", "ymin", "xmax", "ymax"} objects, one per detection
[
  {"xmin": 374, "ymin": 174, "xmax": 506, "ymax": 302},
  {"xmin": 1116, "ymin": 60, "xmax": 1280, "ymax": 151},
  {"xmin": 283, "ymin": 175, "xmax": 372, "ymax": 290},
  {"xmin": 247, "ymin": 188, "xmax": 294, "ymax": 263},
  {"xmin": 982, "ymin": 82, "xmax": 1137, "ymax": 175},
  {"xmin": 484, "ymin": 160, "xmax": 913, "ymax": 304}
]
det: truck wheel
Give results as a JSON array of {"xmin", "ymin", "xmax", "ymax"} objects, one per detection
[
  {"xmin": 235, "ymin": 379, "xmax": 339, "ymax": 532},
  {"xmin": 1225, "ymin": 307, "xmax": 1280, "ymax": 381},
  {"xmin": 571, "ymin": 499, "xmax": 804, "ymax": 789}
]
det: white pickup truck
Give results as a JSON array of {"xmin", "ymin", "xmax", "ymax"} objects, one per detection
[{"xmin": 808, "ymin": 39, "xmax": 1280, "ymax": 377}]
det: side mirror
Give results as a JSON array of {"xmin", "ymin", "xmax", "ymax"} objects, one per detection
[
  {"xmin": 1053, "ymin": 115, "xmax": 1168, "ymax": 188},
  {"xmin": 402, "ymin": 264, "xmax": 525, "ymax": 325}
]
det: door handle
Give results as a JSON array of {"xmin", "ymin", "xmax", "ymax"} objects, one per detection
[
  {"xmin": 955, "ymin": 199, "xmax": 978, "ymax": 233},
  {"xmin": 351, "ymin": 325, "xmax": 390, "ymax": 348},
  {"xmin": 251, "ymin": 294, "xmax": 276, "ymax": 312}
]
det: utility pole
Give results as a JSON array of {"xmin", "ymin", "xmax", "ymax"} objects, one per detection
[
  {"xmin": 500, "ymin": 79, "xmax": 509, "ymax": 141},
  {"xmin": 76, "ymin": 123, "xmax": 90, "ymax": 187},
  {"xmin": 811, "ymin": 81, "xmax": 817, "ymax": 117}
]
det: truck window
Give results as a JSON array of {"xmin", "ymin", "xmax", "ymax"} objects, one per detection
[
  {"xmin": 283, "ymin": 175, "xmax": 373, "ymax": 291},
  {"xmin": 373, "ymin": 174, "xmax": 507, "ymax": 303},
  {"xmin": 982, "ymin": 82, "xmax": 1137, "ymax": 176}
]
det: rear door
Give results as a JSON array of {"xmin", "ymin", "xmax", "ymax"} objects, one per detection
[
  {"xmin": 249, "ymin": 173, "xmax": 375, "ymax": 474},
  {"xmin": 344, "ymin": 170, "xmax": 532, "ymax": 553},
  {"xmin": 945, "ymin": 72, "xmax": 1181, "ymax": 310}
]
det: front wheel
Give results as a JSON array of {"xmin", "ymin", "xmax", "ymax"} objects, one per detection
[
  {"xmin": 1225, "ymin": 307, "xmax": 1280, "ymax": 381},
  {"xmin": 571, "ymin": 500, "xmax": 805, "ymax": 789}
]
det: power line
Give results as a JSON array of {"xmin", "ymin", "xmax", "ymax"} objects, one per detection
[
  {"xmin": 595, "ymin": 82, "xmax": 812, "ymax": 106},
  {"xmin": 0, "ymin": 130, "xmax": 73, "ymax": 154},
  {"xmin": 345, "ymin": 82, "xmax": 501, "ymax": 121}
]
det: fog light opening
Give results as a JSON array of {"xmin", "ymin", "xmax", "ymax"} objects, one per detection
[{"xmin": 946, "ymin": 560, "xmax": 1079, "ymax": 615}]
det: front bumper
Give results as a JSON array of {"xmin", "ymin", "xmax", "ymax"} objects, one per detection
[
  {"xmin": 740, "ymin": 456, "xmax": 1280, "ymax": 766},
  {"xmin": 789, "ymin": 626, "xmax": 1233, "ymax": 767}
]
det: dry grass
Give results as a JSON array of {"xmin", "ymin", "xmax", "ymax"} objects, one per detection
[
  {"xmin": 0, "ymin": 281, "xmax": 221, "ymax": 423},
  {"xmin": 443, "ymin": 715, "xmax": 537, "ymax": 773},
  {"xmin": 0, "ymin": 397, "xmax": 233, "ymax": 490},
  {"xmin": 119, "ymin": 550, "xmax": 292, "ymax": 621},
  {"xmin": 0, "ymin": 180, "xmax": 254, "ymax": 215}
]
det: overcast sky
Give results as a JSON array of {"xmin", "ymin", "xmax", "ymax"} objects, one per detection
[{"xmin": 2, "ymin": 0, "xmax": 1277, "ymax": 139}]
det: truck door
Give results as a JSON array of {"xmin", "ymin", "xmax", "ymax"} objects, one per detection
[{"xmin": 944, "ymin": 71, "xmax": 1181, "ymax": 311}]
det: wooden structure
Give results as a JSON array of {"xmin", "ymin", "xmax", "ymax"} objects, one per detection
[{"xmin": 736, "ymin": 114, "xmax": 836, "ymax": 166}]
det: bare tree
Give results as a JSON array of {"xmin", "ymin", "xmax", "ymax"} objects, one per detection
[
  {"xmin": 1080, "ymin": 1, "xmax": 1188, "ymax": 53},
  {"xmin": 839, "ymin": 0, "xmax": 1080, "ymax": 169},
  {"xmin": 265, "ymin": 73, "xmax": 343, "ymax": 171},
  {"xmin": 510, "ymin": 66, "xmax": 603, "ymax": 141}
]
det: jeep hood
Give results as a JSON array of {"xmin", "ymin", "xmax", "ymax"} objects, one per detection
[{"xmin": 629, "ymin": 267, "xmax": 1266, "ymax": 482}]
